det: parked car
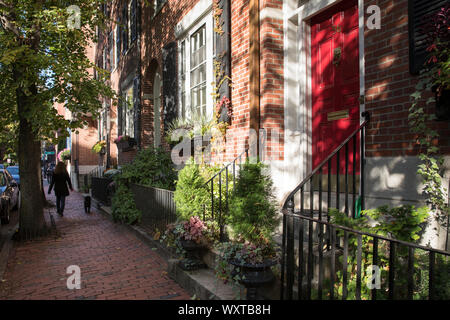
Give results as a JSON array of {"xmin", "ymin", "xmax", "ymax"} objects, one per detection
[
  {"xmin": 6, "ymin": 166, "xmax": 20, "ymax": 188},
  {"xmin": 0, "ymin": 169, "xmax": 20, "ymax": 224}
]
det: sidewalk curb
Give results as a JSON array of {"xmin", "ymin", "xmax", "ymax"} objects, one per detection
[{"xmin": 0, "ymin": 222, "xmax": 19, "ymax": 281}]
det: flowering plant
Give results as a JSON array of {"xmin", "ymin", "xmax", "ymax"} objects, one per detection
[
  {"xmin": 92, "ymin": 140, "xmax": 106, "ymax": 153},
  {"xmin": 215, "ymin": 96, "xmax": 232, "ymax": 121},
  {"xmin": 181, "ymin": 216, "xmax": 206, "ymax": 243},
  {"xmin": 114, "ymin": 135, "xmax": 131, "ymax": 144},
  {"xmin": 57, "ymin": 148, "xmax": 71, "ymax": 161}
]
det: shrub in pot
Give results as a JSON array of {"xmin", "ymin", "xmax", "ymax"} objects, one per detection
[
  {"xmin": 162, "ymin": 216, "xmax": 218, "ymax": 271},
  {"xmin": 217, "ymin": 161, "xmax": 280, "ymax": 299}
]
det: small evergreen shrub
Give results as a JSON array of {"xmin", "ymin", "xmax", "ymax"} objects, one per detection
[
  {"xmin": 173, "ymin": 158, "xmax": 210, "ymax": 220},
  {"xmin": 228, "ymin": 161, "xmax": 279, "ymax": 246},
  {"xmin": 120, "ymin": 146, "xmax": 177, "ymax": 190},
  {"xmin": 111, "ymin": 182, "xmax": 141, "ymax": 224}
]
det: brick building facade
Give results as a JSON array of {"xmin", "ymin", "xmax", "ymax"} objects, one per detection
[{"xmin": 88, "ymin": 0, "xmax": 449, "ymax": 246}]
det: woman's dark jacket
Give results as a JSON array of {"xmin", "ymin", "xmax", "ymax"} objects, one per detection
[{"xmin": 48, "ymin": 172, "xmax": 73, "ymax": 197}]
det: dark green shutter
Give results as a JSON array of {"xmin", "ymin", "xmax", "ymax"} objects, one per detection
[
  {"xmin": 215, "ymin": 0, "xmax": 232, "ymax": 122},
  {"xmin": 162, "ymin": 42, "xmax": 177, "ymax": 132},
  {"xmin": 409, "ymin": 0, "xmax": 448, "ymax": 74}
]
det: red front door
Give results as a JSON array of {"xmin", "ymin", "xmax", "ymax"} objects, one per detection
[{"xmin": 311, "ymin": 0, "xmax": 360, "ymax": 173}]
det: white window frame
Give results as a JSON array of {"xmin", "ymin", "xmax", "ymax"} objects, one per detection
[
  {"xmin": 114, "ymin": 25, "xmax": 120, "ymax": 70},
  {"xmin": 177, "ymin": 11, "xmax": 213, "ymax": 120},
  {"xmin": 121, "ymin": 86, "xmax": 135, "ymax": 138}
]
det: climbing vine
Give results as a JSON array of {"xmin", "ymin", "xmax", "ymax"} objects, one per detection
[
  {"xmin": 210, "ymin": 0, "xmax": 233, "ymax": 155},
  {"xmin": 408, "ymin": 5, "xmax": 450, "ymax": 225}
]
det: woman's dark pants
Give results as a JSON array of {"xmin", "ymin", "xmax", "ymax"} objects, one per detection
[{"xmin": 56, "ymin": 195, "xmax": 66, "ymax": 215}]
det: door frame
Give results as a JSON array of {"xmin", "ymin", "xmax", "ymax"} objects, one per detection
[
  {"xmin": 283, "ymin": 0, "xmax": 365, "ymax": 182},
  {"xmin": 154, "ymin": 71, "xmax": 162, "ymax": 147}
]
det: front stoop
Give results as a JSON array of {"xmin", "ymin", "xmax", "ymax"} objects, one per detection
[{"xmin": 95, "ymin": 200, "xmax": 239, "ymax": 300}]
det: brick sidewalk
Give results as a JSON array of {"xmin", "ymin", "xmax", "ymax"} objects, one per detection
[{"xmin": 0, "ymin": 185, "xmax": 190, "ymax": 300}]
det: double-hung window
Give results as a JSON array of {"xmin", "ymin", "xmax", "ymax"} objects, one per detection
[
  {"xmin": 115, "ymin": 25, "xmax": 120, "ymax": 67},
  {"xmin": 129, "ymin": 0, "xmax": 137, "ymax": 44},
  {"xmin": 122, "ymin": 6, "xmax": 128, "ymax": 53},
  {"xmin": 108, "ymin": 31, "xmax": 114, "ymax": 72},
  {"xmin": 120, "ymin": 86, "xmax": 135, "ymax": 138},
  {"xmin": 178, "ymin": 13, "xmax": 214, "ymax": 119}
]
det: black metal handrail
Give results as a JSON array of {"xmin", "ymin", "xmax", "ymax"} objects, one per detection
[
  {"xmin": 282, "ymin": 111, "xmax": 370, "ymax": 219},
  {"xmin": 280, "ymin": 212, "xmax": 450, "ymax": 300},
  {"xmin": 203, "ymin": 146, "xmax": 251, "ymax": 241}
]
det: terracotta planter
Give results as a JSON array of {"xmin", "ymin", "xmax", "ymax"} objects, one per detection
[{"xmin": 229, "ymin": 259, "xmax": 277, "ymax": 300}]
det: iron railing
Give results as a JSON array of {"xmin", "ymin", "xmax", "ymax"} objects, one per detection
[
  {"xmin": 130, "ymin": 183, "xmax": 177, "ymax": 233},
  {"xmin": 282, "ymin": 111, "xmax": 370, "ymax": 219},
  {"xmin": 280, "ymin": 213, "xmax": 450, "ymax": 300},
  {"xmin": 203, "ymin": 147, "xmax": 250, "ymax": 241},
  {"xmin": 91, "ymin": 176, "xmax": 113, "ymax": 206}
]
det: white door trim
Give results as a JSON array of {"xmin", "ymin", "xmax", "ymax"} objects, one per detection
[{"xmin": 283, "ymin": 0, "xmax": 365, "ymax": 183}]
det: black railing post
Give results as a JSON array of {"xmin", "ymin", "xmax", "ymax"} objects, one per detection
[{"xmin": 286, "ymin": 197, "xmax": 295, "ymax": 300}]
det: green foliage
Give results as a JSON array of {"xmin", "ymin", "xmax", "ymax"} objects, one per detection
[
  {"xmin": 165, "ymin": 113, "xmax": 215, "ymax": 145},
  {"xmin": 111, "ymin": 182, "xmax": 141, "ymax": 225},
  {"xmin": 408, "ymin": 5, "xmax": 450, "ymax": 226},
  {"xmin": 0, "ymin": 0, "xmax": 116, "ymax": 145},
  {"xmin": 363, "ymin": 205, "xmax": 430, "ymax": 242},
  {"xmin": 120, "ymin": 147, "xmax": 177, "ymax": 190},
  {"xmin": 328, "ymin": 206, "xmax": 450, "ymax": 300},
  {"xmin": 173, "ymin": 158, "xmax": 210, "ymax": 221},
  {"xmin": 228, "ymin": 161, "xmax": 279, "ymax": 246}
]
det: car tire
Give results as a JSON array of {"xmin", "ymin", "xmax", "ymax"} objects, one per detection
[{"xmin": 1, "ymin": 203, "xmax": 10, "ymax": 225}]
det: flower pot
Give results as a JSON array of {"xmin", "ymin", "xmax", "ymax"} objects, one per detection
[
  {"xmin": 116, "ymin": 138, "xmax": 136, "ymax": 152},
  {"xmin": 229, "ymin": 259, "xmax": 277, "ymax": 300},
  {"xmin": 178, "ymin": 239, "xmax": 206, "ymax": 271}
]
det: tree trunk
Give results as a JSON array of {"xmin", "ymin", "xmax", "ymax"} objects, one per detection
[{"xmin": 16, "ymin": 91, "xmax": 47, "ymax": 239}]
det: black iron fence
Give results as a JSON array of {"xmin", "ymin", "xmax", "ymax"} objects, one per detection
[
  {"xmin": 130, "ymin": 184, "xmax": 177, "ymax": 233},
  {"xmin": 280, "ymin": 213, "xmax": 450, "ymax": 300},
  {"xmin": 203, "ymin": 148, "xmax": 249, "ymax": 241},
  {"xmin": 91, "ymin": 176, "xmax": 113, "ymax": 206}
]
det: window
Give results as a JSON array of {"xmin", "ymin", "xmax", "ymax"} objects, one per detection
[
  {"xmin": 108, "ymin": 31, "xmax": 114, "ymax": 72},
  {"xmin": 0, "ymin": 173, "xmax": 6, "ymax": 187},
  {"xmin": 115, "ymin": 25, "xmax": 121, "ymax": 66},
  {"xmin": 102, "ymin": 48, "xmax": 107, "ymax": 70},
  {"xmin": 409, "ymin": 0, "xmax": 447, "ymax": 74},
  {"xmin": 178, "ymin": 15, "xmax": 214, "ymax": 119},
  {"xmin": 122, "ymin": 6, "xmax": 128, "ymax": 53},
  {"xmin": 120, "ymin": 86, "xmax": 135, "ymax": 138},
  {"xmin": 129, "ymin": 0, "xmax": 137, "ymax": 44},
  {"xmin": 99, "ymin": 104, "xmax": 108, "ymax": 141}
]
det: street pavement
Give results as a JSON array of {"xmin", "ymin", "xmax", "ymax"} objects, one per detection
[{"xmin": 0, "ymin": 184, "xmax": 190, "ymax": 300}]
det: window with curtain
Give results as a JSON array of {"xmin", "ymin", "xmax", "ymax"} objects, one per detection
[{"xmin": 121, "ymin": 86, "xmax": 135, "ymax": 138}]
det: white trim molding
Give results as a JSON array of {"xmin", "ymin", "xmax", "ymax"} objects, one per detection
[{"xmin": 174, "ymin": 0, "xmax": 212, "ymax": 38}]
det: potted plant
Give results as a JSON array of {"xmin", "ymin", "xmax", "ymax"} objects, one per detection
[
  {"xmin": 114, "ymin": 135, "xmax": 136, "ymax": 151},
  {"xmin": 92, "ymin": 140, "xmax": 107, "ymax": 155},
  {"xmin": 57, "ymin": 148, "xmax": 71, "ymax": 162},
  {"xmin": 215, "ymin": 161, "xmax": 280, "ymax": 300},
  {"xmin": 162, "ymin": 216, "xmax": 210, "ymax": 271}
]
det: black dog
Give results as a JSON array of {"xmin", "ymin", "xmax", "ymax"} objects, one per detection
[{"xmin": 84, "ymin": 195, "xmax": 91, "ymax": 214}]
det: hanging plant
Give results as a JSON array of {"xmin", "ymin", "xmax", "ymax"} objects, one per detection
[
  {"xmin": 92, "ymin": 140, "xmax": 106, "ymax": 154},
  {"xmin": 57, "ymin": 148, "xmax": 71, "ymax": 161}
]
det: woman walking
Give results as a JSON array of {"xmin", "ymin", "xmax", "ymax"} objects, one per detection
[{"xmin": 48, "ymin": 162, "xmax": 73, "ymax": 216}]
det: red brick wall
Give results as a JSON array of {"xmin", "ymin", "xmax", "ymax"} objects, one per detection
[
  {"xmin": 364, "ymin": 0, "xmax": 450, "ymax": 157},
  {"xmin": 260, "ymin": 1, "xmax": 284, "ymax": 161}
]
